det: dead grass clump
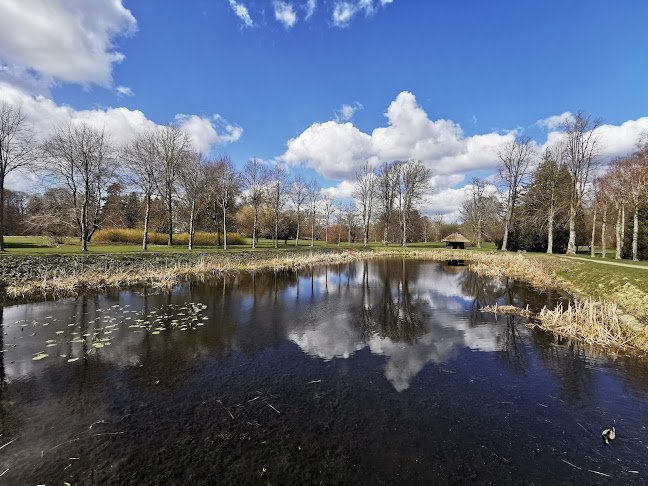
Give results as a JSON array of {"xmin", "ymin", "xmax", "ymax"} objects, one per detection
[
  {"xmin": 536, "ymin": 299, "xmax": 639, "ymax": 349},
  {"xmin": 480, "ymin": 303, "xmax": 532, "ymax": 317}
]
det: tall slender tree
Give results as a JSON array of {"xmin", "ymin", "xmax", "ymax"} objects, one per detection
[
  {"xmin": 353, "ymin": 160, "xmax": 377, "ymax": 247},
  {"xmin": 155, "ymin": 124, "xmax": 193, "ymax": 247},
  {"xmin": 497, "ymin": 135, "xmax": 535, "ymax": 251},
  {"xmin": 268, "ymin": 164, "xmax": 289, "ymax": 249},
  {"xmin": 562, "ymin": 111, "xmax": 603, "ymax": 254},
  {"xmin": 291, "ymin": 175, "xmax": 308, "ymax": 246},
  {"xmin": 122, "ymin": 128, "xmax": 158, "ymax": 250},
  {"xmin": 44, "ymin": 121, "xmax": 115, "ymax": 251},
  {"xmin": 0, "ymin": 102, "xmax": 38, "ymax": 251},
  {"xmin": 242, "ymin": 158, "xmax": 268, "ymax": 249}
]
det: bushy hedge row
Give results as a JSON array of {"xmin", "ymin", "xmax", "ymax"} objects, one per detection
[{"xmin": 92, "ymin": 229, "xmax": 246, "ymax": 246}]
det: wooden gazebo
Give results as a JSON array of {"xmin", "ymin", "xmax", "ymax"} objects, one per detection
[{"xmin": 441, "ymin": 233, "xmax": 470, "ymax": 250}]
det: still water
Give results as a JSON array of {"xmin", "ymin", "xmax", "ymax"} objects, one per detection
[{"xmin": 1, "ymin": 258, "xmax": 647, "ymax": 484}]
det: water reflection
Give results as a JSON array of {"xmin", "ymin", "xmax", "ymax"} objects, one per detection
[{"xmin": 3, "ymin": 258, "xmax": 648, "ymax": 484}]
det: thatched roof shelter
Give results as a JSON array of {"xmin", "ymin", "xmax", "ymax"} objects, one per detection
[{"xmin": 441, "ymin": 233, "xmax": 470, "ymax": 249}]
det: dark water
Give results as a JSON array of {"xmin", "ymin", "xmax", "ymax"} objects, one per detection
[{"xmin": 1, "ymin": 258, "xmax": 648, "ymax": 485}]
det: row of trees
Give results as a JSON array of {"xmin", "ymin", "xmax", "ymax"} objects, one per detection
[
  {"xmin": 0, "ymin": 100, "xmax": 435, "ymax": 251},
  {"xmin": 4, "ymin": 98, "xmax": 647, "ymax": 260}
]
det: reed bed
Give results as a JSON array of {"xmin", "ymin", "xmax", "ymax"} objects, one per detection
[
  {"xmin": 92, "ymin": 229, "xmax": 246, "ymax": 246},
  {"xmin": 536, "ymin": 299, "xmax": 640, "ymax": 349},
  {"xmin": 5, "ymin": 249, "xmax": 369, "ymax": 299}
]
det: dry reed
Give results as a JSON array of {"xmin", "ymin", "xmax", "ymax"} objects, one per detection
[{"xmin": 536, "ymin": 299, "xmax": 639, "ymax": 349}]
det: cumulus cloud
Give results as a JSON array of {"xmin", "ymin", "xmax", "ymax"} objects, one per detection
[
  {"xmin": 229, "ymin": 0, "xmax": 254, "ymax": 27},
  {"xmin": 174, "ymin": 114, "xmax": 243, "ymax": 152},
  {"xmin": 281, "ymin": 91, "xmax": 513, "ymax": 181},
  {"xmin": 536, "ymin": 111, "xmax": 573, "ymax": 130},
  {"xmin": 0, "ymin": 83, "xmax": 242, "ymax": 191},
  {"xmin": 274, "ymin": 1, "xmax": 298, "ymax": 28},
  {"xmin": 0, "ymin": 0, "xmax": 136, "ymax": 87}
]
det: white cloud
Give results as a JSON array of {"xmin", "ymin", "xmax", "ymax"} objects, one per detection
[
  {"xmin": 0, "ymin": 0, "xmax": 136, "ymax": 87},
  {"xmin": 536, "ymin": 111, "xmax": 573, "ymax": 130},
  {"xmin": 0, "ymin": 83, "xmax": 242, "ymax": 191},
  {"xmin": 115, "ymin": 86, "xmax": 133, "ymax": 97},
  {"xmin": 281, "ymin": 91, "xmax": 513, "ymax": 181},
  {"xmin": 334, "ymin": 102, "xmax": 363, "ymax": 122},
  {"xmin": 174, "ymin": 114, "xmax": 243, "ymax": 152},
  {"xmin": 229, "ymin": 0, "xmax": 254, "ymax": 27},
  {"xmin": 274, "ymin": 1, "xmax": 298, "ymax": 28},
  {"xmin": 305, "ymin": 0, "xmax": 317, "ymax": 19}
]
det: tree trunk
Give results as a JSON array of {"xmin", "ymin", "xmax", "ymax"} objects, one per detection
[
  {"xmin": 615, "ymin": 207, "xmax": 622, "ymax": 260},
  {"xmin": 547, "ymin": 206, "xmax": 554, "ymax": 254},
  {"xmin": 222, "ymin": 204, "xmax": 228, "ymax": 250},
  {"xmin": 590, "ymin": 204, "xmax": 597, "ymax": 257},
  {"xmin": 383, "ymin": 214, "xmax": 390, "ymax": 247},
  {"xmin": 252, "ymin": 205, "xmax": 258, "ymax": 249},
  {"xmin": 295, "ymin": 212, "xmax": 300, "ymax": 246},
  {"xmin": 325, "ymin": 220, "xmax": 329, "ymax": 247},
  {"xmin": 348, "ymin": 224, "xmax": 351, "ymax": 247},
  {"xmin": 0, "ymin": 178, "xmax": 5, "ymax": 252},
  {"xmin": 142, "ymin": 193, "xmax": 151, "ymax": 251},
  {"xmin": 501, "ymin": 204, "xmax": 513, "ymax": 252},
  {"xmin": 601, "ymin": 206, "xmax": 607, "ymax": 259},
  {"xmin": 566, "ymin": 200, "xmax": 576, "ymax": 255},
  {"xmin": 188, "ymin": 200, "xmax": 196, "ymax": 251},
  {"xmin": 621, "ymin": 205, "xmax": 625, "ymax": 249},
  {"xmin": 167, "ymin": 193, "xmax": 173, "ymax": 247},
  {"xmin": 274, "ymin": 210, "xmax": 279, "ymax": 249},
  {"xmin": 633, "ymin": 207, "xmax": 639, "ymax": 261},
  {"xmin": 477, "ymin": 218, "xmax": 482, "ymax": 249},
  {"xmin": 311, "ymin": 211, "xmax": 315, "ymax": 247},
  {"xmin": 81, "ymin": 194, "xmax": 88, "ymax": 252}
]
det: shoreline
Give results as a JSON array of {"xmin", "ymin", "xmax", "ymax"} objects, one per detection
[{"xmin": 3, "ymin": 247, "xmax": 647, "ymax": 353}]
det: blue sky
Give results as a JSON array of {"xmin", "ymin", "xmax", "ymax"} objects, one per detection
[{"xmin": 1, "ymin": 0, "xmax": 647, "ymax": 217}]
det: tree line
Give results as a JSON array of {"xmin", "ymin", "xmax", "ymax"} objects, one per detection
[{"xmin": 0, "ymin": 100, "xmax": 434, "ymax": 251}]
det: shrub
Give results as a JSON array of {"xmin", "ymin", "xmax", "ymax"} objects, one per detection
[{"xmin": 92, "ymin": 229, "xmax": 245, "ymax": 246}]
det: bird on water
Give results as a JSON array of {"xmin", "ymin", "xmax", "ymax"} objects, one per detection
[{"xmin": 601, "ymin": 427, "xmax": 616, "ymax": 444}]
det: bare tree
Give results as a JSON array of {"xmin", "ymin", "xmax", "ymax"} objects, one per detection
[
  {"xmin": 628, "ymin": 148, "xmax": 648, "ymax": 261},
  {"xmin": 341, "ymin": 200, "xmax": 358, "ymax": 247},
  {"xmin": 562, "ymin": 111, "xmax": 603, "ymax": 254},
  {"xmin": 497, "ymin": 135, "xmax": 535, "ymax": 251},
  {"xmin": 268, "ymin": 164, "xmax": 289, "ymax": 249},
  {"xmin": 396, "ymin": 159, "xmax": 432, "ymax": 246},
  {"xmin": 122, "ymin": 128, "xmax": 158, "ymax": 250},
  {"xmin": 531, "ymin": 146, "xmax": 570, "ymax": 254},
  {"xmin": 291, "ymin": 175, "xmax": 308, "ymax": 246},
  {"xmin": 322, "ymin": 192, "xmax": 336, "ymax": 246},
  {"xmin": 243, "ymin": 158, "xmax": 269, "ymax": 249},
  {"xmin": 0, "ymin": 102, "xmax": 38, "ymax": 250},
  {"xmin": 179, "ymin": 152, "xmax": 206, "ymax": 250},
  {"xmin": 460, "ymin": 177, "xmax": 499, "ymax": 248},
  {"xmin": 204, "ymin": 156, "xmax": 239, "ymax": 249},
  {"xmin": 376, "ymin": 161, "xmax": 400, "ymax": 246},
  {"xmin": 432, "ymin": 212, "xmax": 444, "ymax": 242},
  {"xmin": 155, "ymin": 124, "xmax": 193, "ymax": 247},
  {"xmin": 306, "ymin": 180, "xmax": 321, "ymax": 247},
  {"xmin": 353, "ymin": 160, "xmax": 377, "ymax": 247},
  {"xmin": 44, "ymin": 121, "xmax": 115, "ymax": 251}
]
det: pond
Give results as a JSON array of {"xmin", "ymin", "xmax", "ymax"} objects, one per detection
[{"xmin": 1, "ymin": 258, "xmax": 647, "ymax": 484}]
